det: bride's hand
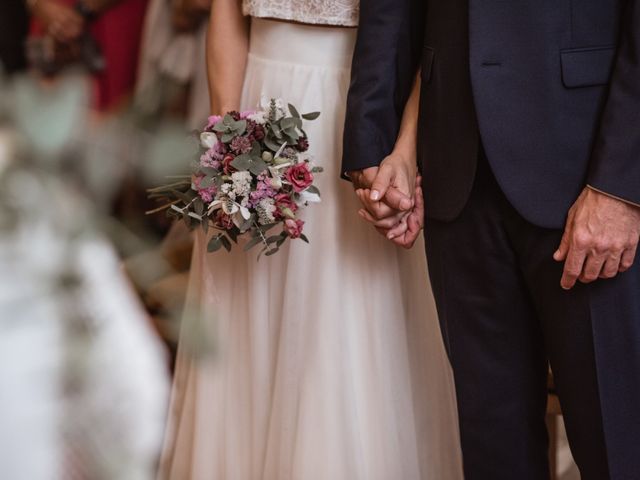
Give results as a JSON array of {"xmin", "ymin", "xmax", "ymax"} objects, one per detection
[{"xmin": 358, "ymin": 176, "xmax": 424, "ymax": 249}]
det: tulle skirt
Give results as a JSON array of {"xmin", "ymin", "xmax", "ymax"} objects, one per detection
[{"xmin": 159, "ymin": 18, "xmax": 463, "ymax": 480}]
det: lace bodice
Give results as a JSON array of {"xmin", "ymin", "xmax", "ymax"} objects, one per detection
[{"xmin": 242, "ymin": 0, "xmax": 359, "ymax": 27}]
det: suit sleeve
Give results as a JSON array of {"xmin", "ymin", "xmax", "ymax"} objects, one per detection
[
  {"xmin": 587, "ymin": 0, "xmax": 640, "ymax": 206},
  {"xmin": 341, "ymin": 0, "xmax": 425, "ymax": 176}
]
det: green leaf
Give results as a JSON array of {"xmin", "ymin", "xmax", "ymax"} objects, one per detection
[
  {"xmin": 302, "ymin": 112, "xmax": 321, "ymax": 121},
  {"xmin": 281, "ymin": 118, "xmax": 295, "ymax": 130},
  {"xmin": 221, "ymin": 132, "xmax": 236, "ymax": 143},
  {"xmin": 265, "ymin": 235, "xmax": 282, "ymax": 245},
  {"xmin": 231, "ymin": 154, "xmax": 252, "ymax": 171},
  {"xmin": 265, "ymin": 248, "xmax": 279, "ymax": 257},
  {"xmin": 220, "ymin": 235, "xmax": 232, "ymax": 252},
  {"xmin": 235, "ymin": 120, "xmax": 247, "ymax": 135},
  {"xmin": 300, "ymin": 234, "xmax": 310, "ymax": 244},
  {"xmin": 305, "ymin": 185, "xmax": 320, "ymax": 196},
  {"xmin": 243, "ymin": 236, "xmax": 263, "ymax": 251},
  {"xmin": 250, "ymin": 142, "xmax": 262, "ymax": 159},
  {"xmin": 200, "ymin": 167, "xmax": 219, "ymax": 176},
  {"xmin": 208, "ymin": 235, "xmax": 223, "ymax": 252},
  {"xmin": 248, "ymin": 159, "xmax": 269, "ymax": 176},
  {"xmin": 265, "ymin": 136, "xmax": 282, "ymax": 152},
  {"xmin": 200, "ymin": 176, "xmax": 214, "ymax": 189},
  {"xmin": 227, "ymin": 228, "xmax": 239, "ymax": 243},
  {"xmin": 193, "ymin": 198, "xmax": 204, "ymax": 216},
  {"xmin": 288, "ymin": 103, "xmax": 301, "ymax": 118}
]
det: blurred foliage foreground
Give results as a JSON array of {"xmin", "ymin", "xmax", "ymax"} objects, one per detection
[{"xmin": 0, "ymin": 73, "xmax": 212, "ymax": 480}]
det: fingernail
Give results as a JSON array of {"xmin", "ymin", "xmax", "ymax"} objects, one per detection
[
  {"xmin": 387, "ymin": 232, "xmax": 396, "ymax": 240},
  {"xmin": 370, "ymin": 190, "xmax": 380, "ymax": 201}
]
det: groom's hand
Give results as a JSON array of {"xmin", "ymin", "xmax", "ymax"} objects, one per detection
[{"xmin": 554, "ymin": 187, "xmax": 640, "ymax": 290}]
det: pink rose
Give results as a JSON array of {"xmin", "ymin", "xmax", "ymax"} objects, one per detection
[
  {"xmin": 214, "ymin": 210, "xmax": 234, "ymax": 230},
  {"xmin": 274, "ymin": 193, "xmax": 299, "ymax": 219},
  {"xmin": 284, "ymin": 218, "xmax": 305, "ymax": 239},
  {"xmin": 285, "ymin": 163, "xmax": 313, "ymax": 193},
  {"xmin": 222, "ymin": 154, "xmax": 236, "ymax": 175}
]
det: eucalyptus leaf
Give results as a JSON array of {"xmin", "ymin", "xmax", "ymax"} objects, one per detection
[
  {"xmin": 208, "ymin": 235, "xmax": 223, "ymax": 252},
  {"xmin": 288, "ymin": 104, "xmax": 301, "ymax": 118},
  {"xmin": 220, "ymin": 235, "xmax": 232, "ymax": 252},
  {"xmin": 248, "ymin": 159, "xmax": 269, "ymax": 176},
  {"xmin": 302, "ymin": 112, "xmax": 321, "ymax": 121},
  {"xmin": 221, "ymin": 132, "xmax": 236, "ymax": 143},
  {"xmin": 231, "ymin": 154, "xmax": 252, "ymax": 171},
  {"xmin": 200, "ymin": 176, "xmax": 214, "ymax": 188},
  {"xmin": 243, "ymin": 236, "xmax": 263, "ymax": 251}
]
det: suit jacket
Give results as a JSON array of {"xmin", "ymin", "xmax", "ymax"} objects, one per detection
[{"xmin": 343, "ymin": 0, "xmax": 640, "ymax": 229}]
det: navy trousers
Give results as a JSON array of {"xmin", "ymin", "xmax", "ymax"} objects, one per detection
[{"xmin": 424, "ymin": 153, "xmax": 640, "ymax": 479}]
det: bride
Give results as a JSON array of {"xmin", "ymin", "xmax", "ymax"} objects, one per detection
[{"xmin": 159, "ymin": 1, "xmax": 463, "ymax": 479}]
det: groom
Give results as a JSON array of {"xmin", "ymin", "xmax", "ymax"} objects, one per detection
[{"xmin": 343, "ymin": 1, "xmax": 640, "ymax": 479}]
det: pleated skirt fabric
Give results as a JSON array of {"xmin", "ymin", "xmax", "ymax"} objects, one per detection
[{"xmin": 159, "ymin": 18, "xmax": 464, "ymax": 480}]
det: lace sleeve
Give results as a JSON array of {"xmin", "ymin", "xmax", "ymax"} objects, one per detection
[{"xmin": 242, "ymin": 0, "xmax": 359, "ymax": 27}]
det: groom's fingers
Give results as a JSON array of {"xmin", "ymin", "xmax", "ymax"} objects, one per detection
[
  {"xmin": 561, "ymin": 245, "xmax": 587, "ymax": 290},
  {"xmin": 384, "ymin": 187, "xmax": 414, "ymax": 212}
]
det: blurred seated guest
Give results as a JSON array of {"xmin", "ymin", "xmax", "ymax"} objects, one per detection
[
  {"xmin": 28, "ymin": 0, "xmax": 149, "ymax": 111},
  {"xmin": 0, "ymin": 0, "xmax": 29, "ymax": 74},
  {"xmin": 136, "ymin": 0, "xmax": 210, "ymax": 128}
]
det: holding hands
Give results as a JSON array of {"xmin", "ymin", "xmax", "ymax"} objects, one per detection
[
  {"xmin": 350, "ymin": 73, "xmax": 425, "ymax": 249},
  {"xmin": 349, "ymin": 151, "xmax": 424, "ymax": 249}
]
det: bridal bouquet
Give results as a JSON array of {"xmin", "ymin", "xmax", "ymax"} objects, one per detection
[{"xmin": 148, "ymin": 98, "xmax": 322, "ymax": 258}]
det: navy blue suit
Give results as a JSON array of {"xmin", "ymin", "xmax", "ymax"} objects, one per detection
[{"xmin": 344, "ymin": 1, "xmax": 640, "ymax": 478}]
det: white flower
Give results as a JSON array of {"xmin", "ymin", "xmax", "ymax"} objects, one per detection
[
  {"xmin": 256, "ymin": 198, "xmax": 276, "ymax": 225},
  {"xmin": 268, "ymin": 167, "xmax": 283, "ymax": 189},
  {"xmin": 248, "ymin": 111, "xmax": 267, "ymax": 125},
  {"xmin": 200, "ymin": 131, "xmax": 218, "ymax": 149},
  {"xmin": 231, "ymin": 171, "xmax": 252, "ymax": 197},
  {"xmin": 297, "ymin": 189, "xmax": 321, "ymax": 205},
  {"xmin": 260, "ymin": 96, "xmax": 289, "ymax": 121},
  {"xmin": 219, "ymin": 183, "xmax": 237, "ymax": 201}
]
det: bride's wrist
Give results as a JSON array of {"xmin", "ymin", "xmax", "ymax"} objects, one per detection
[{"xmin": 390, "ymin": 144, "xmax": 417, "ymax": 167}]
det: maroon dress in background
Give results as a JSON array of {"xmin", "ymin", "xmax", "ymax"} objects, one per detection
[{"xmin": 31, "ymin": 0, "xmax": 149, "ymax": 111}]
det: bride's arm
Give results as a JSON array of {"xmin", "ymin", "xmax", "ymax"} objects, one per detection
[
  {"xmin": 358, "ymin": 74, "xmax": 424, "ymax": 247},
  {"xmin": 391, "ymin": 73, "xmax": 421, "ymax": 173},
  {"xmin": 206, "ymin": 0, "xmax": 250, "ymax": 113}
]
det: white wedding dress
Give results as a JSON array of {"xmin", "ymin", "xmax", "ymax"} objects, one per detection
[{"xmin": 159, "ymin": 8, "xmax": 463, "ymax": 480}]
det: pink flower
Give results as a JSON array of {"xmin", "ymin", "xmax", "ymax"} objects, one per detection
[
  {"xmin": 214, "ymin": 210, "xmax": 234, "ymax": 230},
  {"xmin": 274, "ymin": 193, "xmax": 298, "ymax": 219},
  {"xmin": 192, "ymin": 174, "xmax": 217, "ymax": 203},
  {"xmin": 222, "ymin": 154, "xmax": 236, "ymax": 175},
  {"xmin": 284, "ymin": 218, "xmax": 305, "ymax": 239},
  {"xmin": 231, "ymin": 135, "xmax": 252, "ymax": 154},
  {"xmin": 240, "ymin": 110, "xmax": 256, "ymax": 119},
  {"xmin": 285, "ymin": 163, "xmax": 314, "ymax": 193}
]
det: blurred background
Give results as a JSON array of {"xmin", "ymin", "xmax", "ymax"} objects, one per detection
[{"xmin": 0, "ymin": 1, "xmax": 580, "ymax": 479}]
